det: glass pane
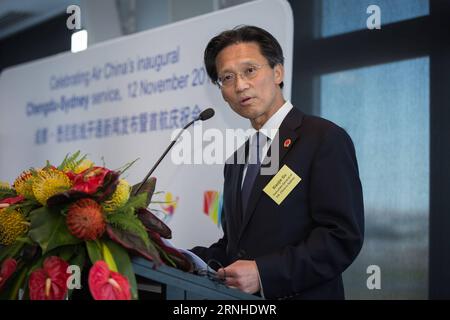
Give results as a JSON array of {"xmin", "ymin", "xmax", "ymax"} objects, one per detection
[
  {"xmin": 319, "ymin": 57, "xmax": 429, "ymax": 299},
  {"xmin": 320, "ymin": 0, "xmax": 429, "ymax": 38}
]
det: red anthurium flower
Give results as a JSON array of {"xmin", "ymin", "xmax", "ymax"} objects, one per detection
[
  {"xmin": 29, "ymin": 256, "xmax": 70, "ymax": 300},
  {"xmin": 0, "ymin": 195, "xmax": 26, "ymax": 205},
  {"xmin": 88, "ymin": 261, "xmax": 131, "ymax": 300},
  {"xmin": 65, "ymin": 171, "xmax": 77, "ymax": 181},
  {"xmin": 0, "ymin": 258, "xmax": 17, "ymax": 291},
  {"xmin": 71, "ymin": 167, "xmax": 111, "ymax": 194}
]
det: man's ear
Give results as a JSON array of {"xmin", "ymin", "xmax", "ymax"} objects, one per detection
[{"xmin": 274, "ymin": 64, "xmax": 284, "ymax": 86}]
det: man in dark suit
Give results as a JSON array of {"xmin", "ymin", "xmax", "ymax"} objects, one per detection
[{"xmin": 191, "ymin": 25, "xmax": 364, "ymax": 299}]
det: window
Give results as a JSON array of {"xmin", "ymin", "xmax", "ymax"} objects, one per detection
[
  {"xmin": 319, "ymin": 0, "xmax": 429, "ymax": 38},
  {"xmin": 320, "ymin": 57, "xmax": 429, "ymax": 298}
]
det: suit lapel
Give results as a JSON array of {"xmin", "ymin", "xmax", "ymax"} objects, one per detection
[
  {"xmin": 238, "ymin": 107, "xmax": 305, "ymax": 241},
  {"xmin": 229, "ymin": 162, "xmax": 245, "ymax": 232}
]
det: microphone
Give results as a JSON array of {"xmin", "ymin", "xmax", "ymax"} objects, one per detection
[
  {"xmin": 197, "ymin": 108, "xmax": 214, "ymax": 121},
  {"xmin": 133, "ymin": 108, "xmax": 215, "ymax": 195}
]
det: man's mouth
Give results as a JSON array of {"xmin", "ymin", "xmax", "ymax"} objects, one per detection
[{"xmin": 240, "ymin": 97, "xmax": 253, "ymax": 105}]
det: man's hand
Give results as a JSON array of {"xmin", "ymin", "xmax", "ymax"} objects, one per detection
[{"xmin": 217, "ymin": 260, "xmax": 261, "ymax": 294}]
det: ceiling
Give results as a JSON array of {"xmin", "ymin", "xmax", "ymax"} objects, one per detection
[
  {"xmin": 0, "ymin": 0, "xmax": 253, "ymax": 41},
  {"xmin": 0, "ymin": 0, "xmax": 80, "ymax": 40}
]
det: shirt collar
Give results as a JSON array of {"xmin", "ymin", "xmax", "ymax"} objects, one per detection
[{"xmin": 255, "ymin": 100, "xmax": 293, "ymax": 140}]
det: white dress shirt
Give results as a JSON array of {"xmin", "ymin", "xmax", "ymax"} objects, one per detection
[{"xmin": 241, "ymin": 100, "xmax": 293, "ymax": 188}]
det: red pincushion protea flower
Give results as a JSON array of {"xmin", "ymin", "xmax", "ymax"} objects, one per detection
[
  {"xmin": 88, "ymin": 261, "xmax": 131, "ymax": 300},
  {"xmin": 0, "ymin": 258, "xmax": 17, "ymax": 291},
  {"xmin": 66, "ymin": 198, "xmax": 106, "ymax": 240},
  {"xmin": 71, "ymin": 167, "xmax": 111, "ymax": 194},
  {"xmin": 29, "ymin": 256, "xmax": 70, "ymax": 300}
]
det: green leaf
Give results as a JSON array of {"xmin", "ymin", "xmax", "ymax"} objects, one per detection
[
  {"xmin": 114, "ymin": 193, "xmax": 148, "ymax": 216},
  {"xmin": 114, "ymin": 158, "xmax": 139, "ymax": 176},
  {"xmin": 131, "ymin": 177, "xmax": 156, "ymax": 207},
  {"xmin": 28, "ymin": 206, "xmax": 81, "ymax": 254},
  {"xmin": 0, "ymin": 262, "xmax": 26, "ymax": 300},
  {"xmin": 57, "ymin": 151, "xmax": 87, "ymax": 171},
  {"xmin": 58, "ymin": 245, "xmax": 78, "ymax": 262},
  {"xmin": 154, "ymin": 242, "xmax": 177, "ymax": 268},
  {"xmin": 104, "ymin": 196, "xmax": 149, "ymax": 251},
  {"xmin": 0, "ymin": 187, "xmax": 16, "ymax": 200},
  {"xmin": 106, "ymin": 212, "xmax": 151, "ymax": 249},
  {"xmin": 9, "ymin": 199, "xmax": 40, "ymax": 217},
  {"xmin": 0, "ymin": 240, "xmax": 26, "ymax": 262},
  {"xmin": 106, "ymin": 225, "xmax": 162, "ymax": 265},
  {"xmin": 26, "ymin": 255, "xmax": 46, "ymax": 276},
  {"xmin": 69, "ymin": 247, "xmax": 86, "ymax": 268},
  {"xmin": 8, "ymin": 265, "xmax": 29, "ymax": 300},
  {"xmin": 103, "ymin": 239, "xmax": 138, "ymax": 300},
  {"xmin": 86, "ymin": 240, "xmax": 103, "ymax": 264},
  {"xmin": 101, "ymin": 241, "xmax": 118, "ymax": 272}
]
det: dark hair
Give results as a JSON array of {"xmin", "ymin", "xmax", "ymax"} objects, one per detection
[{"xmin": 204, "ymin": 25, "xmax": 284, "ymax": 88}]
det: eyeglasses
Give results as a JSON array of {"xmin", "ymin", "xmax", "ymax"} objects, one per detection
[{"xmin": 217, "ymin": 63, "xmax": 269, "ymax": 89}]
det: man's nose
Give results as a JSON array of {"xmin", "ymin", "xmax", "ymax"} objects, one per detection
[{"xmin": 234, "ymin": 74, "xmax": 250, "ymax": 92}]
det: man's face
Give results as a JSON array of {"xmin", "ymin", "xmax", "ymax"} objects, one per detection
[{"xmin": 215, "ymin": 42, "xmax": 285, "ymax": 130}]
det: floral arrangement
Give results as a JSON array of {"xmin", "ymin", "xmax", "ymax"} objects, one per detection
[{"xmin": 0, "ymin": 152, "xmax": 192, "ymax": 300}]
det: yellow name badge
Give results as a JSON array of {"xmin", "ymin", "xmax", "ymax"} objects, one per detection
[{"xmin": 263, "ymin": 165, "xmax": 301, "ymax": 205}]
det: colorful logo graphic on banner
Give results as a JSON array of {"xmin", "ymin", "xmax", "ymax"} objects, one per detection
[
  {"xmin": 160, "ymin": 192, "xmax": 179, "ymax": 223},
  {"xmin": 203, "ymin": 191, "xmax": 222, "ymax": 227}
]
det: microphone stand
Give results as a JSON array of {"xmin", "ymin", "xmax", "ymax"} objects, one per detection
[{"xmin": 133, "ymin": 118, "xmax": 197, "ymax": 196}]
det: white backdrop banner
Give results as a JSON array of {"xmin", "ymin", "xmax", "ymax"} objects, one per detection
[{"xmin": 0, "ymin": 0, "xmax": 293, "ymax": 248}]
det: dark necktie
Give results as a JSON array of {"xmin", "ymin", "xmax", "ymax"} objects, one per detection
[{"xmin": 241, "ymin": 132, "xmax": 261, "ymax": 215}]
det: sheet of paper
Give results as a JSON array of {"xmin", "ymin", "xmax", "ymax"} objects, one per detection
[{"xmin": 160, "ymin": 238, "xmax": 214, "ymax": 273}]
